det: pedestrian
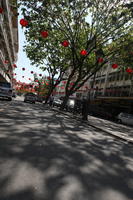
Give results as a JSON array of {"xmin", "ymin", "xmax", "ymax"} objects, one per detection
[
  {"xmin": 49, "ymin": 95, "xmax": 54, "ymax": 107},
  {"xmin": 81, "ymin": 97, "xmax": 89, "ymax": 121}
]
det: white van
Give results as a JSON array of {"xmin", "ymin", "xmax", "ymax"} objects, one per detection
[{"xmin": 0, "ymin": 82, "xmax": 13, "ymax": 101}]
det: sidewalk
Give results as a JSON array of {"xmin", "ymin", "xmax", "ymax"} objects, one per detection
[{"xmin": 52, "ymin": 107, "xmax": 133, "ymax": 144}]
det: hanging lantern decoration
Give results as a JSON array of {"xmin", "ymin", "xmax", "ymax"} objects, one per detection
[
  {"xmin": 13, "ymin": 64, "xmax": 17, "ymax": 68},
  {"xmin": 4, "ymin": 60, "xmax": 9, "ymax": 64},
  {"xmin": 98, "ymin": 57, "xmax": 104, "ymax": 63},
  {"xmin": 126, "ymin": 68, "xmax": 133, "ymax": 74},
  {"xmin": 70, "ymin": 82, "xmax": 74, "ymax": 86},
  {"xmin": 29, "ymin": 78, "xmax": 31, "ymax": 80},
  {"xmin": 112, "ymin": 64, "xmax": 118, "ymax": 69},
  {"xmin": 61, "ymin": 40, "xmax": 69, "ymax": 47},
  {"xmin": 39, "ymin": 74, "xmax": 42, "ymax": 76},
  {"xmin": 22, "ymin": 68, "xmax": 25, "ymax": 71},
  {"xmin": 20, "ymin": 19, "xmax": 28, "ymax": 27},
  {"xmin": 31, "ymin": 71, "xmax": 34, "ymax": 74},
  {"xmin": 40, "ymin": 31, "xmax": 48, "ymax": 38},
  {"xmin": 0, "ymin": 8, "xmax": 3, "ymax": 14},
  {"xmin": 80, "ymin": 50, "xmax": 87, "ymax": 56}
]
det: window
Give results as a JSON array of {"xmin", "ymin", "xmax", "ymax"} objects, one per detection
[{"xmin": 0, "ymin": 82, "xmax": 11, "ymax": 88}]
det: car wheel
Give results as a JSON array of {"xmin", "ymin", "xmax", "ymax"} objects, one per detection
[{"xmin": 8, "ymin": 97, "xmax": 12, "ymax": 101}]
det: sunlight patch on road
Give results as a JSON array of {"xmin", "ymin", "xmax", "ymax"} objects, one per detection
[
  {"xmin": 4, "ymin": 161, "xmax": 46, "ymax": 199},
  {"xmin": 93, "ymin": 188, "xmax": 129, "ymax": 200}
]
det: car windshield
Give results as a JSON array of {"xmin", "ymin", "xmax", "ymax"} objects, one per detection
[{"xmin": 0, "ymin": 82, "xmax": 11, "ymax": 88}]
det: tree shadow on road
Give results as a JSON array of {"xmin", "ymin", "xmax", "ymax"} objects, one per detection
[{"xmin": 0, "ymin": 101, "xmax": 133, "ymax": 200}]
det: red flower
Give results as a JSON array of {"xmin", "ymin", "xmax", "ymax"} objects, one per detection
[
  {"xmin": 98, "ymin": 58, "xmax": 104, "ymax": 63},
  {"xmin": 0, "ymin": 7, "xmax": 3, "ymax": 13},
  {"xmin": 22, "ymin": 68, "xmax": 25, "ymax": 71},
  {"xmin": 61, "ymin": 40, "xmax": 69, "ymax": 47},
  {"xmin": 39, "ymin": 74, "xmax": 42, "ymax": 76},
  {"xmin": 41, "ymin": 31, "xmax": 48, "ymax": 38},
  {"xmin": 20, "ymin": 19, "xmax": 28, "ymax": 27},
  {"xmin": 112, "ymin": 64, "xmax": 118, "ymax": 69},
  {"xmin": 80, "ymin": 50, "xmax": 87, "ymax": 56},
  {"xmin": 31, "ymin": 71, "xmax": 34, "ymax": 74},
  {"xmin": 126, "ymin": 68, "xmax": 133, "ymax": 74}
]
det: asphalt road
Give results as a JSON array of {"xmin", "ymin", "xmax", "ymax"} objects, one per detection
[{"xmin": 0, "ymin": 98, "xmax": 133, "ymax": 200}]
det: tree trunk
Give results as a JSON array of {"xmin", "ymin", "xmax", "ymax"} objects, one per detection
[{"xmin": 44, "ymin": 89, "xmax": 53, "ymax": 104}]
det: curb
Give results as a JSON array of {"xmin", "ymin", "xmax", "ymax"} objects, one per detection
[{"xmin": 52, "ymin": 107, "xmax": 133, "ymax": 144}]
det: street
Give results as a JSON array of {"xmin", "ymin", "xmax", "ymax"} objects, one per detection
[{"xmin": 0, "ymin": 98, "xmax": 133, "ymax": 200}]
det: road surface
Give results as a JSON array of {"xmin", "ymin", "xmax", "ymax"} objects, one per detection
[{"xmin": 0, "ymin": 98, "xmax": 133, "ymax": 200}]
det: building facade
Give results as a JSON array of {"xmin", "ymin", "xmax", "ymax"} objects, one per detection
[
  {"xmin": 89, "ymin": 63, "xmax": 133, "ymax": 98},
  {"xmin": 0, "ymin": 0, "xmax": 18, "ymax": 84}
]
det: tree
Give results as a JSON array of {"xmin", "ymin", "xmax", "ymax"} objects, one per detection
[{"xmin": 18, "ymin": 0, "xmax": 133, "ymax": 108}]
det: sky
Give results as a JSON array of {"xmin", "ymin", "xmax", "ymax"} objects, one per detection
[{"xmin": 15, "ymin": 12, "xmax": 47, "ymax": 84}]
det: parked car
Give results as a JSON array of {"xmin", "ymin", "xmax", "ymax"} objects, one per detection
[
  {"xmin": 117, "ymin": 112, "xmax": 133, "ymax": 126},
  {"xmin": 0, "ymin": 82, "xmax": 12, "ymax": 101},
  {"xmin": 53, "ymin": 97, "xmax": 63, "ymax": 107},
  {"xmin": 36, "ymin": 96, "xmax": 43, "ymax": 103},
  {"xmin": 24, "ymin": 93, "xmax": 36, "ymax": 103}
]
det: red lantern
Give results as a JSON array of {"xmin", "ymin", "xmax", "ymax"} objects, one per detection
[
  {"xmin": 0, "ymin": 8, "xmax": 3, "ymax": 14},
  {"xmin": 61, "ymin": 40, "xmax": 69, "ymax": 47},
  {"xmin": 112, "ymin": 64, "xmax": 118, "ymax": 69},
  {"xmin": 31, "ymin": 71, "xmax": 34, "ymax": 74},
  {"xmin": 22, "ymin": 68, "xmax": 25, "ymax": 71},
  {"xmin": 20, "ymin": 19, "xmax": 28, "ymax": 27},
  {"xmin": 126, "ymin": 68, "xmax": 133, "ymax": 74},
  {"xmin": 39, "ymin": 74, "xmax": 42, "ymax": 76},
  {"xmin": 80, "ymin": 50, "xmax": 87, "ymax": 56},
  {"xmin": 13, "ymin": 64, "xmax": 17, "ymax": 68},
  {"xmin": 41, "ymin": 31, "xmax": 48, "ymax": 38},
  {"xmin": 4, "ymin": 60, "xmax": 9, "ymax": 64},
  {"xmin": 98, "ymin": 58, "xmax": 104, "ymax": 63},
  {"xmin": 70, "ymin": 82, "xmax": 74, "ymax": 86}
]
